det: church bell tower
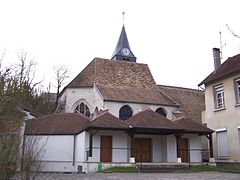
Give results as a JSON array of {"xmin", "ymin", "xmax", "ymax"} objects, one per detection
[{"xmin": 111, "ymin": 14, "xmax": 136, "ymax": 62}]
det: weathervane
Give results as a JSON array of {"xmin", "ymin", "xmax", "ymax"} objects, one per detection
[{"xmin": 122, "ymin": 11, "xmax": 125, "ymax": 25}]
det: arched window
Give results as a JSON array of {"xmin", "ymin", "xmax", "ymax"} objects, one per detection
[
  {"xmin": 75, "ymin": 102, "xmax": 90, "ymax": 117},
  {"xmin": 119, "ymin": 105, "xmax": 133, "ymax": 120},
  {"xmin": 156, "ymin": 107, "xmax": 167, "ymax": 117}
]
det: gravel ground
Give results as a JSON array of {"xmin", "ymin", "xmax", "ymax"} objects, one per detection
[{"xmin": 12, "ymin": 172, "xmax": 240, "ymax": 180}]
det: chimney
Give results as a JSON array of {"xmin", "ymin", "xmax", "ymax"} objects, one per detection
[{"xmin": 212, "ymin": 48, "xmax": 221, "ymax": 72}]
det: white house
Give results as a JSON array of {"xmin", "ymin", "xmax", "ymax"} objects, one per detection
[
  {"xmin": 199, "ymin": 48, "xmax": 240, "ymax": 167},
  {"xmin": 24, "ymin": 25, "xmax": 213, "ymax": 173}
]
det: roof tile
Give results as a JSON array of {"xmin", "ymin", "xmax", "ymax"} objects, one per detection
[
  {"xmin": 174, "ymin": 117, "xmax": 213, "ymax": 134},
  {"xmin": 126, "ymin": 109, "xmax": 183, "ymax": 130},
  {"xmin": 25, "ymin": 113, "xmax": 90, "ymax": 135},
  {"xmin": 66, "ymin": 58, "xmax": 177, "ymax": 105},
  {"xmin": 158, "ymin": 85, "xmax": 205, "ymax": 123},
  {"xmin": 199, "ymin": 54, "xmax": 240, "ymax": 86}
]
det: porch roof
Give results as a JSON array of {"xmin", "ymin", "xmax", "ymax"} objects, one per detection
[
  {"xmin": 25, "ymin": 113, "xmax": 90, "ymax": 135},
  {"xmin": 85, "ymin": 111, "xmax": 129, "ymax": 131},
  {"xmin": 25, "ymin": 110, "xmax": 213, "ymax": 136},
  {"xmin": 126, "ymin": 109, "xmax": 184, "ymax": 133},
  {"xmin": 173, "ymin": 117, "xmax": 214, "ymax": 134}
]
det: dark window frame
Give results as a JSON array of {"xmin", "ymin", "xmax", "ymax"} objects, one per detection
[
  {"xmin": 119, "ymin": 105, "xmax": 133, "ymax": 121},
  {"xmin": 155, "ymin": 107, "xmax": 167, "ymax": 117}
]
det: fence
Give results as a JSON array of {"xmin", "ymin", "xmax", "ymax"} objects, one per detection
[{"xmin": 85, "ymin": 147, "xmax": 211, "ymax": 166}]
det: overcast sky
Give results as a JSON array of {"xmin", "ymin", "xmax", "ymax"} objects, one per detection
[{"xmin": 0, "ymin": 0, "xmax": 240, "ymax": 91}]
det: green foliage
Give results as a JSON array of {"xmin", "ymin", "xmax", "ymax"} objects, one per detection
[
  {"xmin": 190, "ymin": 165, "xmax": 240, "ymax": 173},
  {"xmin": 0, "ymin": 135, "xmax": 20, "ymax": 179},
  {"xmin": 103, "ymin": 166, "xmax": 139, "ymax": 173},
  {"xmin": 0, "ymin": 51, "xmax": 54, "ymax": 179}
]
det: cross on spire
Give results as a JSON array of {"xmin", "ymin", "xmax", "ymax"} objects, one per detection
[{"xmin": 122, "ymin": 11, "xmax": 125, "ymax": 25}]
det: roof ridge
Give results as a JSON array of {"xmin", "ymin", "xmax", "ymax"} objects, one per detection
[
  {"xmin": 158, "ymin": 84, "xmax": 203, "ymax": 92},
  {"xmin": 158, "ymin": 87, "xmax": 180, "ymax": 106}
]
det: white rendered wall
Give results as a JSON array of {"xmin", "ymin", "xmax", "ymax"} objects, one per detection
[
  {"xmin": 182, "ymin": 134, "xmax": 202, "ymax": 162},
  {"xmin": 75, "ymin": 132, "xmax": 86, "ymax": 162},
  {"xmin": 60, "ymin": 85, "xmax": 104, "ymax": 113},
  {"xmin": 25, "ymin": 135, "xmax": 75, "ymax": 172},
  {"xmin": 134, "ymin": 134, "xmax": 174, "ymax": 163},
  {"xmin": 90, "ymin": 130, "xmax": 129, "ymax": 163},
  {"xmin": 167, "ymin": 135, "xmax": 177, "ymax": 162},
  {"xmin": 202, "ymin": 73, "xmax": 240, "ymax": 161},
  {"xmin": 104, "ymin": 101, "xmax": 178, "ymax": 120}
]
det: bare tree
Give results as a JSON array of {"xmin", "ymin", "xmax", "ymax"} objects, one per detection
[
  {"xmin": 53, "ymin": 65, "xmax": 70, "ymax": 109},
  {"xmin": 0, "ymin": 50, "xmax": 47, "ymax": 179},
  {"xmin": 20, "ymin": 135, "xmax": 47, "ymax": 180},
  {"xmin": 226, "ymin": 24, "xmax": 240, "ymax": 39}
]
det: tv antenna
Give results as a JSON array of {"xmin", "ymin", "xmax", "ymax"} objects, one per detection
[{"xmin": 219, "ymin": 30, "xmax": 226, "ymax": 60}]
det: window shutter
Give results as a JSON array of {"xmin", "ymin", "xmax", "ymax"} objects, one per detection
[{"xmin": 217, "ymin": 131, "xmax": 229, "ymax": 157}]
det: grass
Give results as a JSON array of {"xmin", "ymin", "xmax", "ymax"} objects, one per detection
[
  {"xmin": 102, "ymin": 165, "xmax": 240, "ymax": 173},
  {"xmin": 190, "ymin": 165, "xmax": 240, "ymax": 173},
  {"xmin": 103, "ymin": 166, "xmax": 139, "ymax": 173}
]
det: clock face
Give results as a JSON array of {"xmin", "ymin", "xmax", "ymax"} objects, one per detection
[{"xmin": 121, "ymin": 48, "xmax": 130, "ymax": 56}]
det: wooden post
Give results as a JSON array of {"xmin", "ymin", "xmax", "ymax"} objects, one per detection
[
  {"xmin": 175, "ymin": 134, "xmax": 182, "ymax": 162},
  {"xmin": 206, "ymin": 134, "xmax": 213, "ymax": 158},
  {"xmin": 89, "ymin": 131, "xmax": 93, "ymax": 157},
  {"xmin": 127, "ymin": 130, "xmax": 135, "ymax": 163},
  {"xmin": 209, "ymin": 134, "xmax": 213, "ymax": 158},
  {"xmin": 129, "ymin": 132, "xmax": 134, "ymax": 157}
]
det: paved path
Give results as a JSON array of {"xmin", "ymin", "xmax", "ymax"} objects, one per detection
[{"xmin": 14, "ymin": 172, "xmax": 240, "ymax": 180}]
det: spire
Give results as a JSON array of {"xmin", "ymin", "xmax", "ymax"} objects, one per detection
[{"xmin": 111, "ymin": 13, "xmax": 136, "ymax": 62}]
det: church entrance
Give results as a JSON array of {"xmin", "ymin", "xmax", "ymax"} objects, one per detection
[
  {"xmin": 179, "ymin": 138, "xmax": 189, "ymax": 162},
  {"xmin": 100, "ymin": 136, "xmax": 112, "ymax": 162},
  {"xmin": 133, "ymin": 138, "xmax": 152, "ymax": 162}
]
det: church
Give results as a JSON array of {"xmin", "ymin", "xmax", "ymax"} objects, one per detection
[{"xmin": 25, "ymin": 24, "xmax": 214, "ymax": 173}]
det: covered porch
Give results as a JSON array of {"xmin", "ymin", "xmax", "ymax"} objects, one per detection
[{"xmin": 84, "ymin": 109, "xmax": 214, "ymax": 172}]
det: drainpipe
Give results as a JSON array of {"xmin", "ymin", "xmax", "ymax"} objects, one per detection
[
  {"xmin": 206, "ymin": 134, "xmax": 214, "ymax": 162},
  {"xmin": 73, "ymin": 135, "xmax": 76, "ymax": 166}
]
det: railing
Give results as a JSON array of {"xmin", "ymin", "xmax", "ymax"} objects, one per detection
[{"xmin": 85, "ymin": 147, "xmax": 211, "ymax": 168}]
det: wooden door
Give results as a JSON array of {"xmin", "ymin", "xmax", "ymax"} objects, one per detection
[
  {"xmin": 179, "ymin": 138, "xmax": 189, "ymax": 162},
  {"xmin": 133, "ymin": 138, "xmax": 152, "ymax": 162},
  {"xmin": 100, "ymin": 136, "xmax": 112, "ymax": 162}
]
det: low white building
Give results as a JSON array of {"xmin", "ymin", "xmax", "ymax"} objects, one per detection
[{"xmin": 25, "ymin": 109, "xmax": 213, "ymax": 173}]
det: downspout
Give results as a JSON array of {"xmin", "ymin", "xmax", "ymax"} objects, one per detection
[{"xmin": 73, "ymin": 135, "xmax": 77, "ymax": 166}]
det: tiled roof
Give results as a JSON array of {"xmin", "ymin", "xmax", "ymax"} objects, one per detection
[
  {"xmin": 199, "ymin": 54, "xmax": 240, "ymax": 86},
  {"xmin": 26, "ymin": 111, "xmax": 213, "ymax": 135},
  {"xmin": 67, "ymin": 58, "xmax": 156, "ymax": 88},
  {"xmin": 88, "ymin": 111, "xmax": 128, "ymax": 129},
  {"xmin": 158, "ymin": 85, "xmax": 205, "ymax": 123},
  {"xmin": 66, "ymin": 58, "xmax": 177, "ymax": 106},
  {"xmin": 25, "ymin": 113, "xmax": 90, "ymax": 135},
  {"xmin": 97, "ymin": 84, "xmax": 177, "ymax": 105},
  {"xmin": 126, "ymin": 109, "xmax": 183, "ymax": 130},
  {"xmin": 174, "ymin": 117, "xmax": 214, "ymax": 134}
]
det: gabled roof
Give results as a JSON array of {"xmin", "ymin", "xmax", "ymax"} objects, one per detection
[
  {"xmin": 25, "ymin": 111, "xmax": 213, "ymax": 136},
  {"xmin": 174, "ymin": 117, "xmax": 214, "ymax": 134},
  {"xmin": 66, "ymin": 58, "xmax": 177, "ymax": 106},
  {"xmin": 199, "ymin": 54, "xmax": 240, "ymax": 86},
  {"xmin": 126, "ymin": 109, "xmax": 183, "ymax": 131},
  {"xmin": 25, "ymin": 113, "xmax": 90, "ymax": 135},
  {"xmin": 97, "ymin": 84, "xmax": 177, "ymax": 105},
  {"xmin": 158, "ymin": 85, "xmax": 205, "ymax": 123},
  {"xmin": 67, "ymin": 58, "xmax": 156, "ymax": 88},
  {"xmin": 87, "ymin": 111, "xmax": 128, "ymax": 130}
]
